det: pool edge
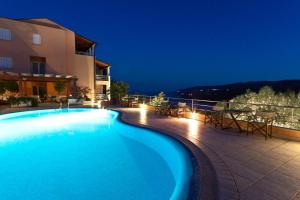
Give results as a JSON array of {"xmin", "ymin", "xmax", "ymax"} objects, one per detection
[{"xmin": 114, "ymin": 109, "xmax": 220, "ymax": 200}]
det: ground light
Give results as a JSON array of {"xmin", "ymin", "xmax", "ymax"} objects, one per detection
[
  {"xmin": 139, "ymin": 103, "xmax": 148, "ymax": 110},
  {"xmin": 97, "ymin": 100, "xmax": 102, "ymax": 109},
  {"xmin": 139, "ymin": 103, "xmax": 148, "ymax": 124},
  {"xmin": 190, "ymin": 111, "xmax": 197, "ymax": 119}
]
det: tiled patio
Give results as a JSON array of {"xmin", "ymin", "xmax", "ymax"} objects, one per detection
[{"xmin": 117, "ymin": 108, "xmax": 300, "ymax": 200}]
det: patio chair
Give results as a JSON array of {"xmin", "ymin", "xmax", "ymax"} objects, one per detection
[
  {"xmin": 168, "ymin": 102, "xmax": 179, "ymax": 117},
  {"xmin": 204, "ymin": 106, "xmax": 224, "ymax": 128},
  {"xmin": 129, "ymin": 97, "xmax": 139, "ymax": 107},
  {"xmin": 159, "ymin": 101, "xmax": 171, "ymax": 116},
  {"xmin": 247, "ymin": 111, "xmax": 276, "ymax": 139},
  {"xmin": 177, "ymin": 102, "xmax": 187, "ymax": 118}
]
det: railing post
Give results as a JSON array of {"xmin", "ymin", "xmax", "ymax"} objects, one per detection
[{"xmin": 191, "ymin": 99, "xmax": 194, "ymax": 112}]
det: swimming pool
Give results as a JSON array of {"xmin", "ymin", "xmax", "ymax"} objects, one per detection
[{"xmin": 0, "ymin": 108, "xmax": 193, "ymax": 200}]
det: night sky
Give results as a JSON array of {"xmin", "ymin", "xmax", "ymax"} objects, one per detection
[{"xmin": 2, "ymin": 0, "xmax": 300, "ymax": 93}]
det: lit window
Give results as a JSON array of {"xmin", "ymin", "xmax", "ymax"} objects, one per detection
[
  {"xmin": 0, "ymin": 28, "xmax": 12, "ymax": 40},
  {"xmin": 0, "ymin": 57, "xmax": 13, "ymax": 69},
  {"xmin": 33, "ymin": 34, "xmax": 41, "ymax": 45}
]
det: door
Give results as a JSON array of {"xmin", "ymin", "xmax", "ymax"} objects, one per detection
[
  {"xmin": 32, "ymin": 86, "xmax": 38, "ymax": 95},
  {"xmin": 32, "ymin": 82, "xmax": 47, "ymax": 98},
  {"xmin": 103, "ymin": 85, "xmax": 107, "ymax": 94}
]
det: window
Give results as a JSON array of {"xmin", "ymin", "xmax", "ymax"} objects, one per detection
[
  {"xmin": 30, "ymin": 56, "xmax": 46, "ymax": 74},
  {"xmin": 0, "ymin": 57, "xmax": 13, "ymax": 69},
  {"xmin": 31, "ymin": 62, "xmax": 45, "ymax": 74},
  {"xmin": 0, "ymin": 28, "xmax": 11, "ymax": 40},
  {"xmin": 32, "ymin": 34, "xmax": 41, "ymax": 45}
]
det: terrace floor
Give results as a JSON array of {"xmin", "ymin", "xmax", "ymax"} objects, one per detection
[{"xmin": 116, "ymin": 107, "xmax": 300, "ymax": 200}]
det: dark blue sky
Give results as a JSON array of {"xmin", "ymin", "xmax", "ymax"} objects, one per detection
[{"xmin": 2, "ymin": 0, "xmax": 300, "ymax": 92}]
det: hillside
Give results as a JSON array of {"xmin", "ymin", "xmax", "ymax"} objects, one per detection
[{"xmin": 176, "ymin": 80, "xmax": 300, "ymax": 101}]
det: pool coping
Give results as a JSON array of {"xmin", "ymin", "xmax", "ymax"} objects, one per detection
[{"xmin": 115, "ymin": 109, "xmax": 220, "ymax": 200}]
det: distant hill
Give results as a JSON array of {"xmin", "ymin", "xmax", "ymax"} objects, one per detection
[{"xmin": 176, "ymin": 80, "xmax": 300, "ymax": 101}]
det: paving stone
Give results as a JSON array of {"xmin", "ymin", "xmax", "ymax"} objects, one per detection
[
  {"xmin": 252, "ymin": 174, "xmax": 299, "ymax": 200},
  {"xmin": 233, "ymin": 174, "xmax": 253, "ymax": 192},
  {"xmin": 240, "ymin": 186, "xmax": 277, "ymax": 200}
]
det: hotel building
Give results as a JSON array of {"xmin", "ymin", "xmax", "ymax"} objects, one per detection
[{"xmin": 0, "ymin": 17, "xmax": 110, "ymax": 99}]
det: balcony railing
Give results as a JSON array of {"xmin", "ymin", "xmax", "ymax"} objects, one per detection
[
  {"xmin": 75, "ymin": 51, "xmax": 94, "ymax": 56},
  {"xmin": 96, "ymin": 75, "xmax": 109, "ymax": 81}
]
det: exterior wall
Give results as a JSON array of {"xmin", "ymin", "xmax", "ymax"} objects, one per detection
[
  {"xmin": 73, "ymin": 54, "xmax": 95, "ymax": 95},
  {"xmin": 47, "ymin": 82, "xmax": 56, "ymax": 96},
  {"xmin": 0, "ymin": 18, "xmax": 75, "ymax": 75},
  {"xmin": 46, "ymin": 82, "xmax": 68, "ymax": 96},
  {"xmin": 24, "ymin": 81, "xmax": 33, "ymax": 96}
]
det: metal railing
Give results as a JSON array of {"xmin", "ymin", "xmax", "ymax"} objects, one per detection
[{"xmin": 128, "ymin": 94, "xmax": 300, "ymax": 130}]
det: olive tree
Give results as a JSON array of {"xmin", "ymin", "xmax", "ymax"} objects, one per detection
[
  {"xmin": 54, "ymin": 81, "xmax": 65, "ymax": 95},
  {"xmin": 109, "ymin": 81, "xmax": 129, "ymax": 104}
]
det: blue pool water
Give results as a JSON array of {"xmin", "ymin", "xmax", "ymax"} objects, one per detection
[{"xmin": 0, "ymin": 108, "xmax": 193, "ymax": 200}]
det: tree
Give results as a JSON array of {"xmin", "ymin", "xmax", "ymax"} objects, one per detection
[
  {"xmin": 54, "ymin": 81, "xmax": 65, "ymax": 95},
  {"xmin": 4, "ymin": 80, "xmax": 19, "ymax": 93},
  {"xmin": 78, "ymin": 86, "xmax": 91, "ymax": 101},
  {"xmin": 110, "ymin": 81, "xmax": 129, "ymax": 104},
  {"xmin": 0, "ymin": 82, "xmax": 5, "ymax": 96},
  {"xmin": 229, "ymin": 85, "xmax": 300, "ymax": 129}
]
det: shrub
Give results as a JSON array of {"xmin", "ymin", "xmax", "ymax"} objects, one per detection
[
  {"xmin": 30, "ymin": 98, "xmax": 38, "ymax": 107},
  {"xmin": 151, "ymin": 92, "xmax": 166, "ymax": 106},
  {"xmin": 7, "ymin": 96, "xmax": 18, "ymax": 105},
  {"xmin": 8, "ymin": 96, "xmax": 39, "ymax": 107}
]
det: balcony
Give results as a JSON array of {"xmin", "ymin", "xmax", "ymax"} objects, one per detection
[{"xmin": 96, "ymin": 75, "xmax": 109, "ymax": 81}]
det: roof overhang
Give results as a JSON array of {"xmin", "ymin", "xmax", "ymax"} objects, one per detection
[
  {"xmin": 0, "ymin": 71, "xmax": 77, "ymax": 82},
  {"xmin": 75, "ymin": 34, "xmax": 96, "ymax": 51},
  {"xmin": 96, "ymin": 59, "xmax": 110, "ymax": 69}
]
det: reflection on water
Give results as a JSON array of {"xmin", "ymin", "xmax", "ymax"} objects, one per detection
[{"xmin": 0, "ymin": 109, "xmax": 114, "ymax": 144}]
